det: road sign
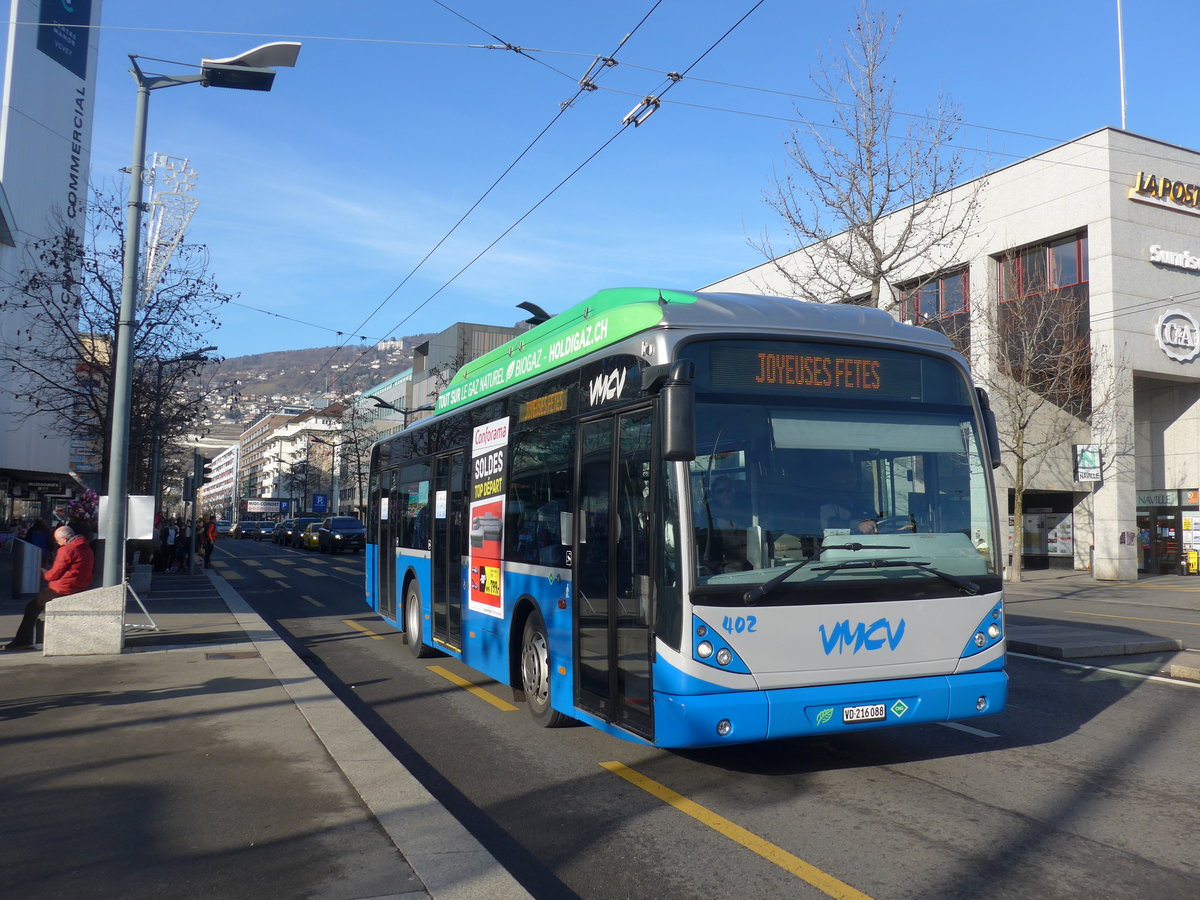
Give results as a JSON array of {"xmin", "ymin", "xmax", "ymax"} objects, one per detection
[{"xmin": 312, "ymin": 494, "xmax": 327, "ymax": 513}]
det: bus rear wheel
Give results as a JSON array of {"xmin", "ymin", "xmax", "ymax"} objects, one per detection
[
  {"xmin": 405, "ymin": 583, "xmax": 436, "ymax": 659},
  {"xmin": 521, "ymin": 611, "xmax": 570, "ymax": 727}
]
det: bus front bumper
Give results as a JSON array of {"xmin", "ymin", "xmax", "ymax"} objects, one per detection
[{"xmin": 652, "ymin": 670, "xmax": 1008, "ymax": 748}]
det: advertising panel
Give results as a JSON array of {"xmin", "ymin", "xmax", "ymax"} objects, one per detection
[{"xmin": 468, "ymin": 417, "xmax": 509, "ymax": 619}]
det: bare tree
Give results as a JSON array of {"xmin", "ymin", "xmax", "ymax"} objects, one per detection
[
  {"xmin": 0, "ymin": 187, "xmax": 229, "ymax": 489},
  {"xmin": 337, "ymin": 401, "xmax": 377, "ymax": 516},
  {"xmin": 756, "ymin": 2, "xmax": 982, "ymax": 309},
  {"xmin": 973, "ymin": 270, "xmax": 1123, "ymax": 582}
]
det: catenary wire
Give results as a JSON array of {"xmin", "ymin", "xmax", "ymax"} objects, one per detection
[
  {"xmin": 293, "ymin": 1, "xmax": 669, "ymax": 399},
  {"xmin": 71, "ymin": 11, "xmax": 1200, "ymax": 361}
]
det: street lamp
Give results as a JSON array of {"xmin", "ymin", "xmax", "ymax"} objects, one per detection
[
  {"xmin": 148, "ymin": 346, "xmax": 216, "ymax": 518},
  {"xmin": 370, "ymin": 398, "xmax": 435, "ymax": 428},
  {"xmin": 102, "ymin": 42, "xmax": 301, "ymax": 588}
]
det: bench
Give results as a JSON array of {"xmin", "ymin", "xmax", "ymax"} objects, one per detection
[{"xmin": 43, "ymin": 584, "xmax": 126, "ymax": 656}]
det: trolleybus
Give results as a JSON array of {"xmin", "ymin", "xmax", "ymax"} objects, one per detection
[{"xmin": 366, "ymin": 288, "xmax": 1006, "ymax": 748}]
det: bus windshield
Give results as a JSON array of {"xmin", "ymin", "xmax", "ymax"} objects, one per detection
[{"xmin": 686, "ymin": 340, "xmax": 997, "ymax": 595}]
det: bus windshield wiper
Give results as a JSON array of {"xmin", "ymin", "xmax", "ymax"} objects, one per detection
[
  {"xmin": 741, "ymin": 542, "xmax": 910, "ymax": 605},
  {"xmin": 809, "ymin": 558, "xmax": 980, "ymax": 595}
]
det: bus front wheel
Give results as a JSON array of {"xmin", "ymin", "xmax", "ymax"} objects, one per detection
[
  {"xmin": 405, "ymin": 584, "xmax": 436, "ymax": 659},
  {"xmin": 521, "ymin": 611, "xmax": 570, "ymax": 727}
]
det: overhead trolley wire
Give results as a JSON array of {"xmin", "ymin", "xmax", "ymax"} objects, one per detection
[
  {"xmin": 361, "ymin": 1, "xmax": 766, "ymax": 378},
  {"xmin": 295, "ymin": 1, "xmax": 669, "ymax": 400}
]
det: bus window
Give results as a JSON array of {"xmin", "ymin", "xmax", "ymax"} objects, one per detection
[
  {"xmin": 506, "ymin": 422, "xmax": 573, "ymax": 565},
  {"xmin": 398, "ymin": 462, "xmax": 431, "ymax": 550}
]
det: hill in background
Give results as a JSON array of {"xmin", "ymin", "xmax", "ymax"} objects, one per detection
[{"xmin": 202, "ymin": 335, "xmax": 432, "ymax": 430}]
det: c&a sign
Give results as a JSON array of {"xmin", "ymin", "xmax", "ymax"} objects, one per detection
[{"xmin": 1156, "ymin": 308, "xmax": 1200, "ymax": 363}]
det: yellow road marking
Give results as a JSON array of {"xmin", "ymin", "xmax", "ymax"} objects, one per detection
[
  {"xmin": 343, "ymin": 619, "xmax": 385, "ymax": 640},
  {"xmin": 1132, "ymin": 582, "xmax": 1200, "ymax": 592},
  {"xmin": 212, "ymin": 560, "xmax": 228, "ymax": 568},
  {"xmin": 272, "ymin": 579, "xmax": 289, "ymax": 590},
  {"xmin": 275, "ymin": 558, "xmax": 297, "ymax": 566},
  {"xmin": 260, "ymin": 569, "xmax": 285, "ymax": 579},
  {"xmin": 302, "ymin": 595, "xmax": 323, "ymax": 608},
  {"xmin": 333, "ymin": 567, "xmax": 360, "ymax": 575},
  {"xmin": 428, "ymin": 665, "xmax": 518, "ymax": 712},
  {"xmin": 600, "ymin": 762, "xmax": 873, "ymax": 900},
  {"xmin": 244, "ymin": 560, "xmax": 262, "ymax": 567},
  {"xmin": 295, "ymin": 568, "xmax": 326, "ymax": 577},
  {"xmin": 1064, "ymin": 609, "xmax": 1199, "ymax": 627},
  {"xmin": 222, "ymin": 570, "xmax": 243, "ymax": 581}
]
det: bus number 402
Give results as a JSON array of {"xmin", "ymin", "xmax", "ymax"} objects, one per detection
[{"xmin": 722, "ymin": 615, "xmax": 757, "ymax": 635}]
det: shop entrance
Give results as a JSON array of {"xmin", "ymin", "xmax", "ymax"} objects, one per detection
[{"xmin": 1137, "ymin": 507, "xmax": 1180, "ymax": 575}]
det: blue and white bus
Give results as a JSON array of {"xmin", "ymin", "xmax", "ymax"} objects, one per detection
[{"xmin": 365, "ymin": 288, "xmax": 1006, "ymax": 748}]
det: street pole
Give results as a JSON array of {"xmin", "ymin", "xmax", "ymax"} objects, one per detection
[
  {"xmin": 100, "ymin": 45, "xmax": 299, "ymax": 587},
  {"xmin": 101, "ymin": 74, "xmax": 151, "ymax": 587}
]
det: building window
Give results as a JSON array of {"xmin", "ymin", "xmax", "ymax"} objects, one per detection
[
  {"xmin": 898, "ymin": 267, "xmax": 970, "ymax": 323},
  {"xmin": 1000, "ymin": 232, "xmax": 1088, "ymax": 300},
  {"xmin": 995, "ymin": 230, "xmax": 1091, "ymax": 416},
  {"xmin": 897, "ymin": 268, "xmax": 971, "ymax": 354}
]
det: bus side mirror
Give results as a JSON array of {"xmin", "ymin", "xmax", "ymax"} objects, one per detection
[
  {"xmin": 657, "ymin": 360, "xmax": 696, "ymax": 462},
  {"xmin": 976, "ymin": 387, "xmax": 1002, "ymax": 470}
]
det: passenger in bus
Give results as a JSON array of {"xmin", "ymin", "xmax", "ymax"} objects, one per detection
[{"xmin": 820, "ymin": 459, "xmax": 878, "ymax": 534}]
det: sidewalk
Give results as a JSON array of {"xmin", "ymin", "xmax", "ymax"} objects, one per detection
[
  {"xmin": 1003, "ymin": 568, "xmax": 1200, "ymax": 681},
  {"xmin": 0, "ymin": 553, "xmax": 530, "ymax": 900}
]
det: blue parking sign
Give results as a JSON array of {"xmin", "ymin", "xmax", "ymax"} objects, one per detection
[{"xmin": 312, "ymin": 494, "xmax": 327, "ymax": 513}]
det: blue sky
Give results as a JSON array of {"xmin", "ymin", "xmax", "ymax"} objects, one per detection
[{"xmin": 86, "ymin": 1, "xmax": 1200, "ymax": 359}]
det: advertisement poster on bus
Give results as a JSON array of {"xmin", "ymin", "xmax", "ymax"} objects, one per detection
[{"xmin": 469, "ymin": 417, "xmax": 509, "ymax": 619}]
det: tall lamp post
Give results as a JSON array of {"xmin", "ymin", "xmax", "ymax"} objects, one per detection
[
  {"xmin": 370, "ymin": 398, "xmax": 435, "ymax": 429},
  {"xmin": 148, "ymin": 345, "xmax": 215, "ymax": 518},
  {"xmin": 102, "ymin": 43, "xmax": 301, "ymax": 587}
]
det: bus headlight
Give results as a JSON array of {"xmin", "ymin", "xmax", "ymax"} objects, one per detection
[
  {"xmin": 716, "ymin": 648, "xmax": 732, "ymax": 666},
  {"xmin": 976, "ymin": 695, "xmax": 988, "ymax": 712},
  {"xmin": 697, "ymin": 641, "xmax": 714, "ymax": 659},
  {"xmin": 716, "ymin": 719, "xmax": 732, "ymax": 737},
  {"xmin": 696, "ymin": 624, "xmax": 708, "ymax": 637},
  {"xmin": 973, "ymin": 631, "xmax": 986, "ymax": 647},
  {"xmin": 987, "ymin": 623, "xmax": 1001, "ymax": 639}
]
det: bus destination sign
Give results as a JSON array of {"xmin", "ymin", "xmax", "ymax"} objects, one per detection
[
  {"xmin": 700, "ymin": 341, "xmax": 968, "ymax": 405},
  {"xmin": 754, "ymin": 352, "xmax": 881, "ymax": 391}
]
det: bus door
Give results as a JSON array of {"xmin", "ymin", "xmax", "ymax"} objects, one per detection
[
  {"xmin": 432, "ymin": 451, "xmax": 465, "ymax": 651},
  {"xmin": 377, "ymin": 469, "xmax": 397, "ymax": 620},
  {"xmin": 574, "ymin": 408, "xmax": 654, "ymax": 738}
]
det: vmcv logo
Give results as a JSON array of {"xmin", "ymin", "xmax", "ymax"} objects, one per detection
[
  {"xmin": 588, "ymin": 367, "xmax": 627, "ymax": 406},
  {"xmin": 819, "ymin": 617, "xmax": 906, "ymax": 655}
]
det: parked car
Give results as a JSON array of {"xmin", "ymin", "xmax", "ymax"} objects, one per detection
[
  {"xmin": 318, "ymin": 516, "xmax": 365, "ymax": 553},
  {"xmin": 299, "ymin": 522, "xmax": 322, "ymax": 550},
  {"xmin": 233, "ymin": 521, "xmax": 264, "ymax": 540},
  {"xmin": 215, "ymin": 520, "xmax": 232, "ymax": 536},
  {"xmin": 289, "ymin": 516, "xmax": 321, "ymax": 547}
]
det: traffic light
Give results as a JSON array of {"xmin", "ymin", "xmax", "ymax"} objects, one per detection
[
  {"xmin": 183, "ymin": 473, "xmax": 195, "ymax": 501},
  {"xmin": 198, "ymin": 455, "xmax": 214, "ymax": 486}
]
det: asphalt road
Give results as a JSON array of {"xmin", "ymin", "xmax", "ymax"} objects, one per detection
[{"xmin": 213, "ymin": 538, "xmax": 1200, "ymax": 900}]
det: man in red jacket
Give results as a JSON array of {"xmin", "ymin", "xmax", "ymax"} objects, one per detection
[{"xmin": 4, "ymin": 525, "xmax": 95, "ymax": 651}]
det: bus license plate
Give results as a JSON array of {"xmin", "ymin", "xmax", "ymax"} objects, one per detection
[{"xmin": 843, "ymin": 703, "xmax": 887, "ymax": 723}]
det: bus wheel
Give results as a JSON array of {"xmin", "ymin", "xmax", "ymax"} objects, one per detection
[
  {"xmin": 405, "ymin": 584, "xmax": 436, "ymax": 659},
  {"xmin": 521, "ymin": 611, "xmax": 570, "ymax": 727}
]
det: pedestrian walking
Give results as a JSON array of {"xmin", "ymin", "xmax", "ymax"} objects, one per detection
[
  {"xmin": 202, "ymin": 515, "xmax": 218, "ymax": 569},
  {"xmin": 157, "ymin": 520, "xmax": 178, "ymax": 572}
]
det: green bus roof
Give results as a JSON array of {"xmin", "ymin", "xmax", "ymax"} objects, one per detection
[{"xmin": 434, "ymin": 288, "xmax": 697, "ymax": 414}]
